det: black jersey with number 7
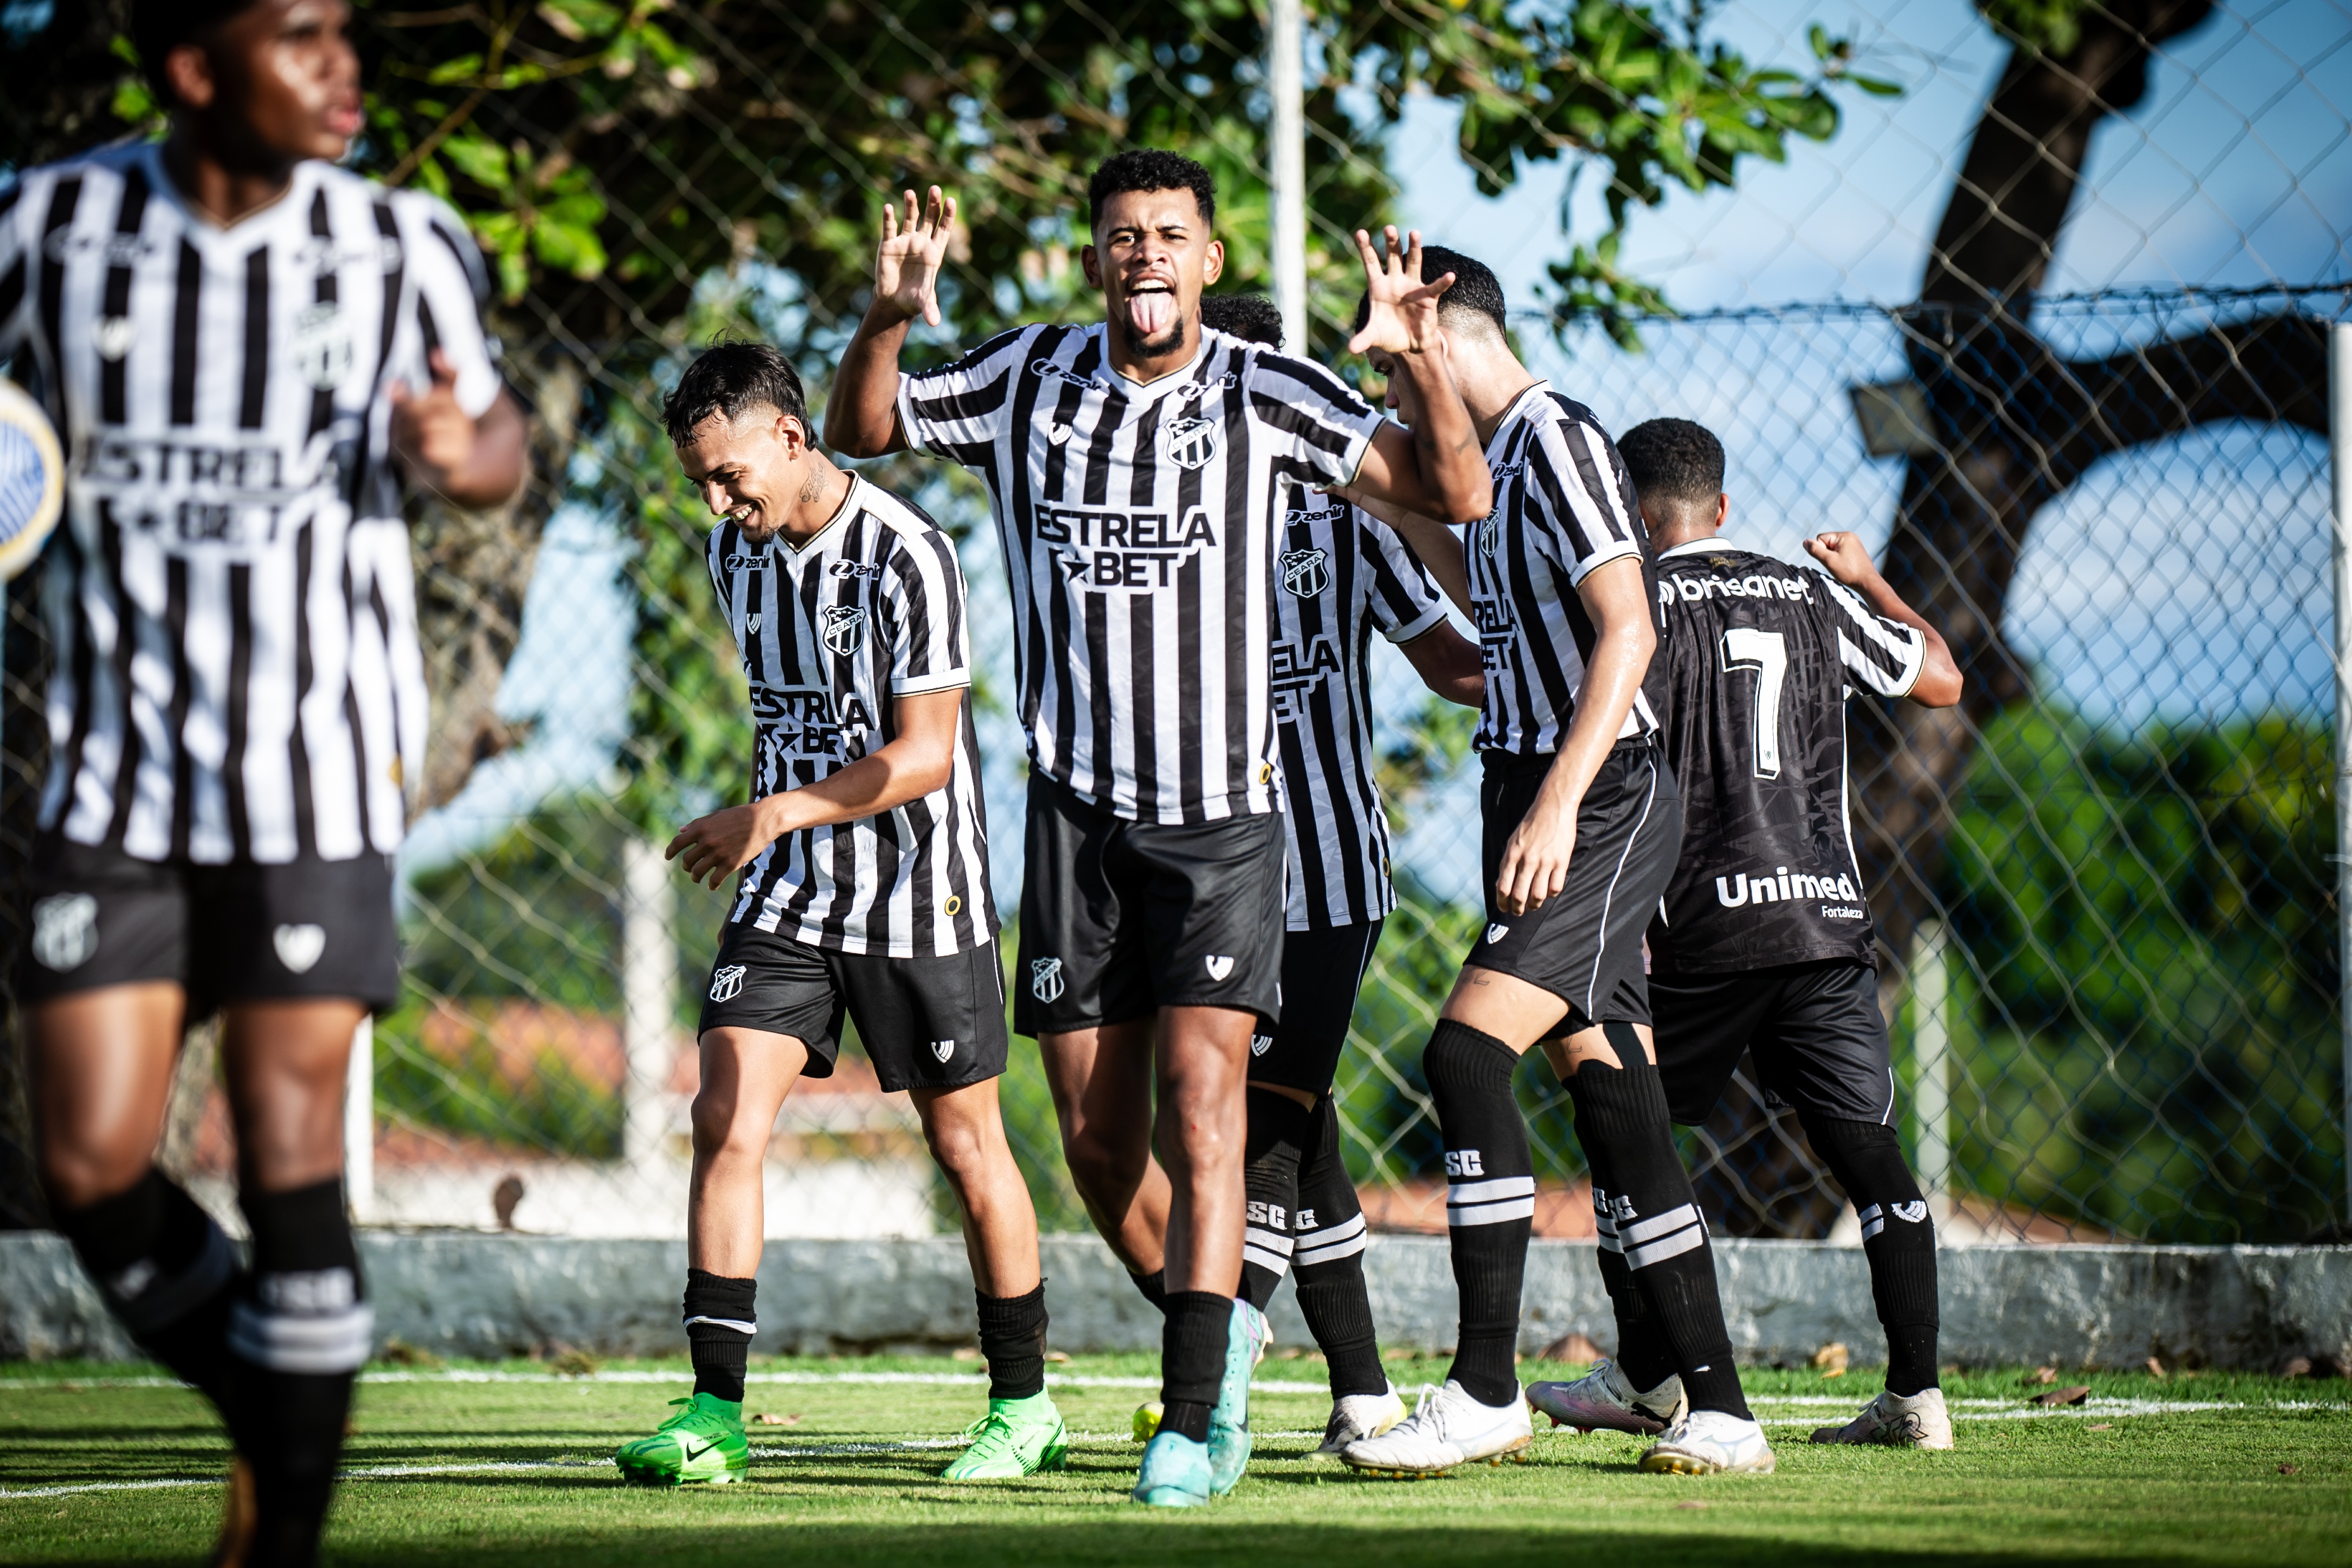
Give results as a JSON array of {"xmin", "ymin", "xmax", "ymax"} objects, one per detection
[{"xmin": 1647, "ymin": 539, "xmax": 1928, "ymax": 975}]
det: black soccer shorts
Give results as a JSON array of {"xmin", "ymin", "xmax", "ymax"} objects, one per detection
[
  {"xmin": 1650, "ymin": 957, "xmax": 1897, "ymax": 1127},
  {"xmin": 1246, "ymin": 918, "xmax": 1382, "ymax": 1097},
  {"xmin": 1467, "ymin": 742, "xmax": 1681, "ymax": 1036},
  {"xmin": 18, "ymin": 834, "xmax": 399, "ymax": 1016},
  {"xmin": 697, "ymin": 920, "xmax": 1009, "ymax": 1094},
  {"xmin": 1013, "ymin": 775, "xmax": 1287, "ymax": 1037}
]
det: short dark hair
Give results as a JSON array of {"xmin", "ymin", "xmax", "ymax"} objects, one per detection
[
  {"xmin": 1198, "ymin": 293, "xmax": 1282, "ymax": 349},
  {"xmin": 1087, "ymin": 150, "xmax": 1216, "ymax": 225},
  {"xmin": 663, "ymin": 341, "xmax": 809, "ymax": 446},
  {"xmin": 1617, "ymin": 418, "xmax": 1726, "ymax": 505},
  {"xmin": 132, "ymin": 0, "xmax": 263, "ymax": 106},
  {"xmin": 1350, "ymin": 244, "xmax": 1508, "ymax": 339}
]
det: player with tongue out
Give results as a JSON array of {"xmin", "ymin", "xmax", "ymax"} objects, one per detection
[{"xmin": 830, "ymin": 149, "xmax": 1491, "ymax": 1506}]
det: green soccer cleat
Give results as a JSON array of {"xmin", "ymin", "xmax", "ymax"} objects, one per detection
[
  {"xmin": 614, "ymin": 1393, "xmax": 750, "ymax": 1487},
  {"xmin": 942, "ymin": 1390, "xmax": 1071, "ymax": 1481}
]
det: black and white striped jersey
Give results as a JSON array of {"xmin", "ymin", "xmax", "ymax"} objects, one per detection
[
  {"xmin": 708, "ymin": 476, "xmax": 996, "ymax": 958},
  {"xmin": 1646, "ymin": 539, "xmax": 1926, "ymax": 974},
  {"xmin": 897, "ymin": 322, "xmax": 1384, "ymax": 825},
  {"xmin": 1270, "ymin": 489, "xmax": 1446, "ymax": 930},
  {"xmin": 0, "ymin": 143, "xmax": 500, "ymax": 864},
  {"xmin": 1464, "ymin": 381, "xmax": 1664, "ymax": 757}
]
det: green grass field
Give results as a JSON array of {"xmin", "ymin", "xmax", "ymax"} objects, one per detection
[{"xmin": 1, "ymin": 1355, "xmax": 2345, "ymax": 1565}]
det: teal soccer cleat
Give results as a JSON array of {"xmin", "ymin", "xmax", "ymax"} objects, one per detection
[
  {"xmin": 1208, "ymin": 1297, "xmax": 1268, "ymax": 1495},
  {"xmin": 1133, "ymin": 1429, "xmax": 1215, "ymax": 1507}
]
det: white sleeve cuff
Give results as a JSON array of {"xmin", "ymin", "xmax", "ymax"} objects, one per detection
[
  {"xmin": 889, "ymin": 670, "xmax": 971, "ymax": 697},
  {"xmin": 1385, "ymin": 603, "xmax": 1448, "ymax": 645}
]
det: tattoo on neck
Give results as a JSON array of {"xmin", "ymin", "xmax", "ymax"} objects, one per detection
[{"xmin": 797, "ymin": 472, "xmax": 823, "ymax": 504}]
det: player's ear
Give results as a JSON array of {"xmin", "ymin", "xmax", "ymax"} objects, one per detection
[
  {"xmin": 1714, "ymin": 493, "xmax": 1728, "ymax": 529},
  {"xmin": 1201, "ymin": 239, "xmax": 1225, "ymax": 288},
  {"xmin": 1080, "ymin": 244, "xmax": 1103, "ymax": 289},
  {"xmin": 165, "ymin": 43, "xmax": 217, "ymax": 111}
]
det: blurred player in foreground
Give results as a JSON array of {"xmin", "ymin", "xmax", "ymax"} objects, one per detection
[
  {"xmin": 1, "ymin": 1, "xmax": 525, "ymax": 1560},
  {"xmin": 1527, "ymin": 417, "xmax": 1962, "ymax": 1450},
  {"xmin": 617, "ymin": 342, "xmax": 1061, "ymax": 1486},
  {"xmin": 826, "ymin": 153, "xmax": 1491, "ymax": 1505}
]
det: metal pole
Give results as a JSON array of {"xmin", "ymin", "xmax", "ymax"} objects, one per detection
[
  {"xmin": 343, "ymin": 1016, "xmax": 374, "ymax": 1222},
  {"xmin": 2330, "ymin": 321, "xmax": 2352, "ymax": 1229},
  {"xmin": 1911, "ymin": 918, "xmax": 1951, "ymax": 1226},
  {"xmin": 621, "ymin": 837, "xmax": 678, "ymax": 1170},
  {"xmin": 1267, "ymin": 0, "xmax": 1307, "ymax": 355}
]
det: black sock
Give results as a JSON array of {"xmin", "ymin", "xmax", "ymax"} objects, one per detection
[
  {"xmin": 1593, "ymin": 1234, "xmax": 1678, "ymax": 1391},
  {"xmin": 683, "ymin": 1270, "xmax": 757, "ymax": 1405},
  {"xmin": 1239, "ymin": 1087, "xmax": 1312, "ymax": 1313},
  {"xmin": 53, "ymin": 1168, "xmax": 240, "ymax": 1402},
  {"xmin": 1801, "ymin": 1113, "xmax": 1941, "ymax": 1396},
  {"xmin": 1159, "ymin": 1290, "xmax": 1229, "ymax": 1443},
  {"xmin": 1127, "ymin": 1267, "xmax": 1168, "ymax": 1314},
  {"xmin": 1424, "ymin": 1019, "xmax": 1530, "ymax": 1407},
  {"xmin": 1568, "ymin": 1044, "xmax": 1750, "ymax": 1421},
  {"xmin": 976, "ymin": 1284, "xmax": 1049, "ymax": 1401},
  {"xmin": 227, "ymin": 1179, "xmax": 368, "ymax": 1568},
  {"xmin": 1292, "ymin": 1098, "xmax": 1384, "ymax": 1398}
]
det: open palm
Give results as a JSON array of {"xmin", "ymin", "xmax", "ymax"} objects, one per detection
[
  {"xmin": 876, "ymin": 186, "xmax": 958, "ymax": 328},
  {"xmin": 1348, "ymin": 225, "xmax": 1456, "ymax": 357}
]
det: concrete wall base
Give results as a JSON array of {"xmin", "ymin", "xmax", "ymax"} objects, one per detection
[{"xmin": 4, "ymin": 1232, "xmax": 2346, "ymax": 1369}]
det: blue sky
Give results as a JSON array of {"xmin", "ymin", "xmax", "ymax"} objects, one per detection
[{"xmin": 401, "ymin": 0, "xmax": 2350, "ymax": 900}]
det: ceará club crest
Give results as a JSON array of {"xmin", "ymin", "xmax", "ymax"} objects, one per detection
[
  {"xmin": 820, "ymin": 605, "xmax": 867, "ymax": 657},
  {"xmin": 1159, "ymin": 415, "xmax": 1221, "ymax": 471},
  {"xmin": 1279, "ymin": 547, "xmax": 1331, "ymax": 598}
]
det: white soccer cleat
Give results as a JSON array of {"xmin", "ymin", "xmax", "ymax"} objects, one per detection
[
  {"xmin": 1315, "ymin": 1383, "xmax": 1409, "ymax": 1455},
  {"xmin": 1639, "ymin": 1409, "xmax": 1778, "ymax": 1475},
  {"xmin": 1810, "ymin": 1387, "xmax": 1954, "ymax": 1450},
  {"xmin": 1526, "ymin": 1360, "xmax": 1686, "ymax": 1436},
  {"xmin": 1339, "ymin": 1380, "xmax": 1533, "ymax": 1477}
]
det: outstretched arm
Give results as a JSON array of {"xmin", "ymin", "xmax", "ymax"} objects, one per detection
[
  {"xmin": 1804, "ymin": 531, "xmax": 1963, "ymax": 707},
  {"xmin": 1341, "ymin": 488, "xmax": 1474, "ymax": 617},
  {"xmin": 826, "ymin": 187, "xmax": 959, "ymax": 458},
  {"xmin": 1341, "ymin": 229, "xmax": 1491, "ymax": 524}
]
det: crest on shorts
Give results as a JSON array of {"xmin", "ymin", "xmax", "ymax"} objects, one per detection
[
  {"xmin": 820, "ymin": 604, "xmax": 867, "ymax": 657},
  {"xmin": 1249, "ymin": 1033, "xmax": 1272, "ymax": 1058},
  {"xmin": 30, "ymin": 893, "xmax": 98, "ymax": 971},
  {"xmin": 274, "ymin": 924, "xmax": 327, "ymax": 975},
  {"xmin": 1486, "ymin": 923, "xmax": 1509, "ymax": 945},
  {"xmin": 1204, "ymin": 954, "xmax": 1234, "ymax": 982},
  {"xmin": 1279, "ymin": 547, "xmax": 1331, "ymax": 598},
  {"xmin": 1030, "ymin": 957, "xmax": 1065, "ymax": 1003},
  {"xmin": 931, "ymin": 1039, "xmax": 956, "ymax": 1063},
  {"xmin": 1160, "ymin": 415, "xmax": 1221, "ymax": 471},
  {"xmin": 293, "ymin": 301, "xmax": 353, "ymax": 391},
  {"xmin": 709, "ymin": 963, "xmax": 747, "ymax": 1002},
  {"xmin": 1892, "ymin": 1200, "xmax": 1928, "ymax": 1224}
]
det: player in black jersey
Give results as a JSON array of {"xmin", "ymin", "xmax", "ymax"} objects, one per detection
[
  {"xmin": 1335, "ymin": 252, "xmax": 1771, "ymax": 1479},
  {"xmin": 6, "ymin": 4, "xmax": 524, "ymax": 1563},
  {"xmin": 828, "ymin": 153, "xmax": 1489, "ymax": 1508},
  {"xmin": 1557, "ymin": 416, "xmax": 1963, "ymax": 1450}
]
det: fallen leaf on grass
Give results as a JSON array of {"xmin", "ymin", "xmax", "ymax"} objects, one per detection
[
  {"xmin": 1540, "ymin": 1332, "xmax": 1605, "ymax": 1363},
  {"xmin": 2028, "ymin": 1366, "xmax": 2058, "ymax": 1385},
  {"xmin": 749, "ymin": 1412, "xmax": 802, "ymax": 1426},
  {"xmin": 2087, "ymin": 1423, "xmax": 2115, "ymax": 1431},
  {"xmin": 2030, "ymin": 1386, "xmax": 2092, "ymax": 1407},
  {"xmin": 1046, "ymin": 1351, "xmax": 1071, "ymax": 1363},
  {"xmin": 1811, "ymin": 1342, "xmax": 1850, "ymax": 1377},
  {"xmin": 1674, "ymin": 1500, "xmax": 1710, "ymax": 1510},
  {"xmin": 2277, "ymin": 1356, "xmax": 2313, "ymax": 1379},
  {"xmin": 952, "ymin": 1346, "xmax": 983, "ymax": 1362},
  {"xmin": 2146, "ymin": 1356, "xmax": 2168, "ymax": 1380}
]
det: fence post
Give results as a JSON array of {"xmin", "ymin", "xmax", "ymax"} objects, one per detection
[
  {"xmin": 621, "ymin": 837, "xmax": 677, "ymax": 1169},
  {"xmin": 1911, "ymin": 918, "xmax": 1952, "ymax": 1226},
  {"xmin": 1267, "ymin": 0, "xmax": 1306, "ymax": 356},
  {"xmin": 344, "ymin": 1016, "xmax": 374, "ymax": 1222},
  {"xmin": 2330, "ymin": 321, "xmax": 2352, "ymax": 1230}
]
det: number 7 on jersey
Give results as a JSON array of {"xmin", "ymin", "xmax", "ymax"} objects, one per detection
[{"xmin": 1720, "ymin": 626, "xmax": 1787, "ymax": 779}]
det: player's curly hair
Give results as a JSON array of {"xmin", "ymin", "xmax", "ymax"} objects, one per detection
[
  {"xmin": 663, "ymin": 340, "xmax": 809, "ymax": 446},
  {"xmin": 1348, "ymin": 245, "xmax": 1507, "ymax": 339},
  {"xmin": 1199, "ymin": 293, "xmax": 1282, "ymax": 349},
  {"xmin": 130, "ymin": 0, "xmax": 263, "ymax": 106},
  {"xmin": 1617, "ymin": 417, "xmax": 1726, "ymax": 505},
  {"xmin": 1087, "ymin": 150, "xmax": 1217, "ymax": 225}
]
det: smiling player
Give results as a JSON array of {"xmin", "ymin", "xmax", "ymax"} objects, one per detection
[{"xmin": 827, "ymin": 151, "xmax": 1490, "ymax": 1507}]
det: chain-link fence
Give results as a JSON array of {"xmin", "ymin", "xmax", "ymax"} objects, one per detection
[{"xmin": 1, "ymin": 0, "xmax": 2346, "ymax": 1249}]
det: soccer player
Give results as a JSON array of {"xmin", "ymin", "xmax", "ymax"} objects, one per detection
[
  {"xmin": 1332, "ymin": 250, "xmax": 1772, "ymax": 1478},
  {"xmin": 1526, "ymin": 417, "xmax": 1963, "ymax": 1450},
  {"xmin": 614, "ymin": 342, "xmax": 1063, "ymax": 1486},
  {"xmin": 1, "ymin": 1, "xmax": 527, "ymax": 1560},
  {"xmin": 1141, "ymin": 291, "xmax": 1484, "ymax": 1453},
  {"xmin": 826, "ymin": 153, "xmax": 1492, "ymax": 1507}
]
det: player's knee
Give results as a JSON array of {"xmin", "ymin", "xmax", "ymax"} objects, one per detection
[
  {"xmin": 688, "ymin": 1087, "xmax": 764, "ymax": 1163},
  {"xmin": 1802, "ymin": 1113, "xmax": 1925, "ymax": 1210},
  {"xmin": 918, "ymin": 1112, "xmax": 994, "ymax": 1180},
  {"xmin": 36, "ymin": 1125, "xmax": 148, "ymax": 1212},
  {"xmin": 1060, "ymin": 1123, "xmax": 1144, "ymax": 1198}
]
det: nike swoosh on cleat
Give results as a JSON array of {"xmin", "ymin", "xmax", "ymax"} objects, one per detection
[{"xmin": 682, "ymin": 1438, "xmax": 722, "ymax": 1460}]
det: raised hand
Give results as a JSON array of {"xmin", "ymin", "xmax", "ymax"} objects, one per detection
[
  {"xmin": 1803, "ymin": 530, "xmax": 1880, "ymax": 587},
  {"xmin": 875, "ymin": 186, "xmax": 958, "ymax": 329},
  {"xmin": 1347, "ymin": 225, "xmax": 1457, "ymax": 358},
  {"xmin": 388, "ymin": 348, "xmax": 476, "ymax": 486}
]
